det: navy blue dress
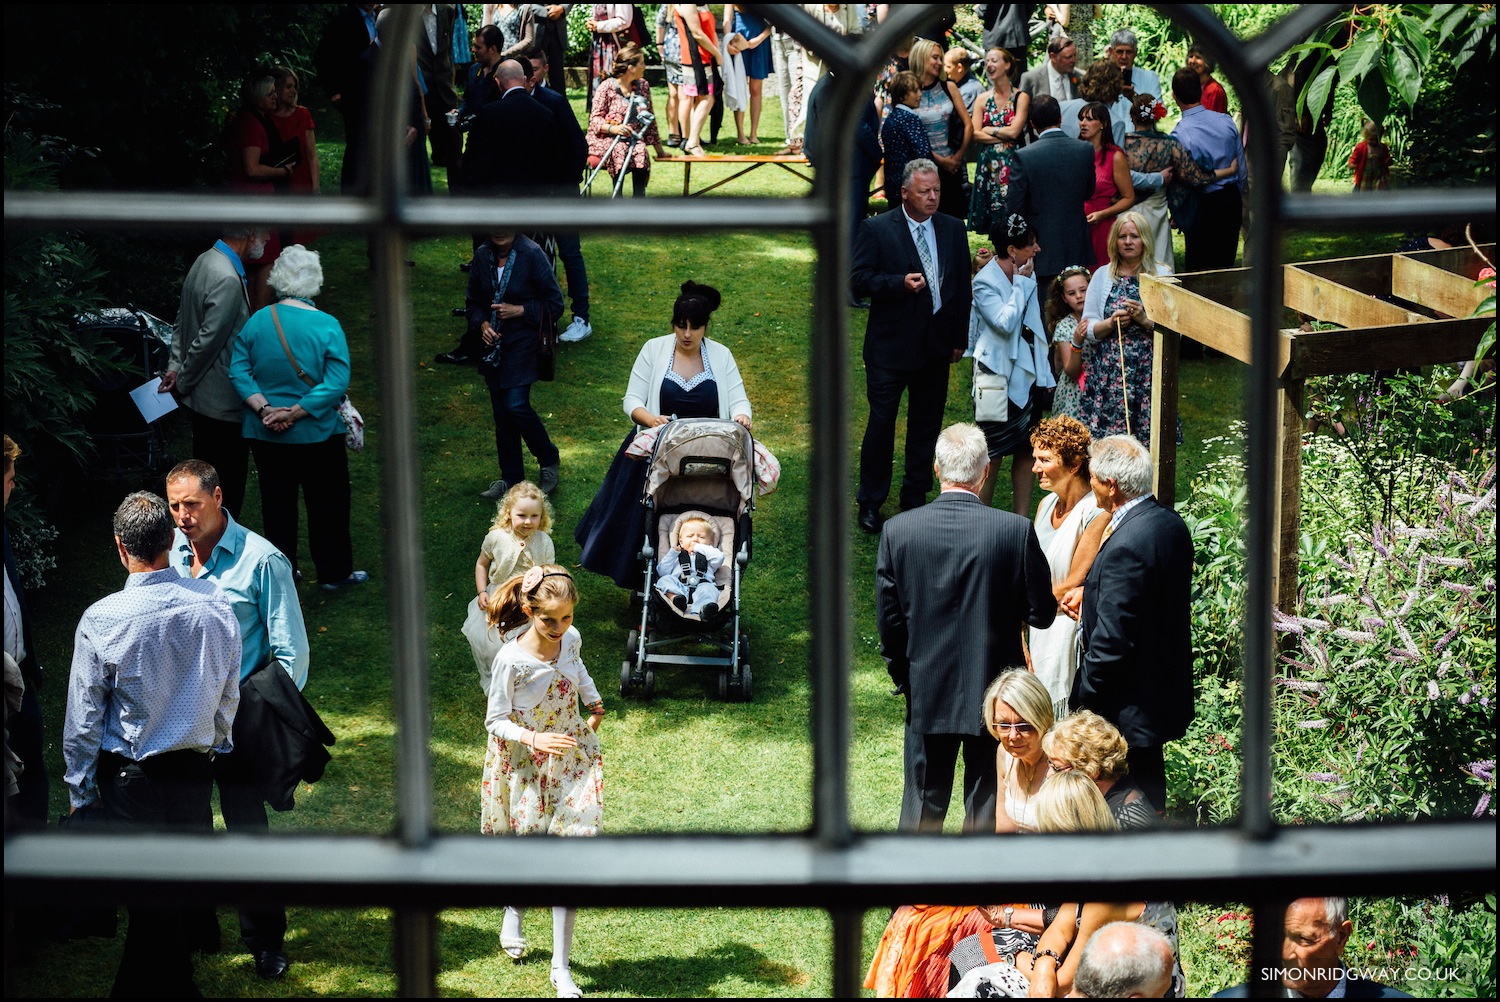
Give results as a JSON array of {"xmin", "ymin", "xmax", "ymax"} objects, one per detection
[{"xmin": 576, "ymin": 374, "xmax": 720, "ymax": 588}]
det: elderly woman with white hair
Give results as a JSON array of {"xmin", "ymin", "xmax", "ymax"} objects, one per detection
[{"xmin": 229, "ymin": 244, "xmax": 366, "ymax": 591}]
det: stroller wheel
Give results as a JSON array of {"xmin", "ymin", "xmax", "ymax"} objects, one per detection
[
  {"xmin": 734, "ymin": 666, "xmax": 753, "ymax": 703},
  {"xmin": 643, "ymin": 670, "xmax": 656, "ymax": 699},
  {"xmin": 717, "ymin": 670, "xmax": 729, "ymax": 700},
  {"xmin": 624, "ymin": 629, "xmax": 640, "ymax": 666},
  {"xmin": 620, "ymin": 661, "xmax": 634, "ymax": 698}
]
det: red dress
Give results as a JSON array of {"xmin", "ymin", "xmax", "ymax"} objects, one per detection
[
  {"xmin": 227, "ymin": 111, "xmax": 283, "ymax": 264},
  {"xmin": 1084, "ymin": 145, "xmax": 1123, "ymax": 271},
  {"xmin": 272, "ymin": 106, "xmax": 320, "ymax": 245},
  {"xmin": 1201, "ymin": 78, "xmax": 1228, "ymax": 114}
]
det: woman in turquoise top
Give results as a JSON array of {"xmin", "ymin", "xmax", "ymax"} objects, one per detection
[{"xmin": 229, "ymin": 244, "xmax": 366, "ymax": 591}]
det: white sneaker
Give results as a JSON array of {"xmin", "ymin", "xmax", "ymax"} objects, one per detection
[{"xmin": 558, "ymin": 316, "xmax": 593, "ymax": 343}]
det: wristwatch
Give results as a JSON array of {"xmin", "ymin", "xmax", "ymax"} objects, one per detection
[{"xmin": 1003, "ymin": 906, "xmax": 1015, "ymax": 929}]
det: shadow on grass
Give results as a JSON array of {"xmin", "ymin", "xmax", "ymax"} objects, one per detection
[{"xmin": 580, "ymin": 941, "xmax": 810, "ymax": 996}]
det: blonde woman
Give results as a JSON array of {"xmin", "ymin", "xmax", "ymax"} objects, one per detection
[
  {"xmin": 908, "ymin": 37, "xmax": 973, "ymax": 220},
  {"xmin": 1043, "ymin": 710, "xmax": 1158, "ymax": 827},
  {"xmin": 982, "ymin": 669, "xmax": 1056, "ymax": 833}
]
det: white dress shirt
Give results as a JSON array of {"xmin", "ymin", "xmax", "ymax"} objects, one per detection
[{"xmin": 902, "ymin": 206, "xmax": 943, "ymax": 313}]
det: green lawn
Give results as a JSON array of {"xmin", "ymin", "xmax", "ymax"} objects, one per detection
[{"xmin": 10, "ymin": 87, "xmax": 1412, "ymax": 997}]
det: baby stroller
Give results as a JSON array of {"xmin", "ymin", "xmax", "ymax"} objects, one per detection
[
  {"xmin": 75, "ymin": 305, "xmax": 176, "ymax": 479},
  {"xmin": 622, "ymin": 417, "xmax": 755, "ymax": 702}
]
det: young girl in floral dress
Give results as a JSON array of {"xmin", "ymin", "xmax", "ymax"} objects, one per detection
[
  {"xmin": 461, "ymin": 481, "xmax": 555, "ymax": 693},
  {"xmin": 1045, "ymin": 266, "xmax": 1093, "ymax": 421},
  {"xmin": 481, "ymin": 565, "xmax": 603, "ymax": 998}
]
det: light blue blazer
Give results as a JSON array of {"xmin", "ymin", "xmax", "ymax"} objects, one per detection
[{"xmin": 970, "ymin": 260, "xmax": 1054, "ymax": 411}]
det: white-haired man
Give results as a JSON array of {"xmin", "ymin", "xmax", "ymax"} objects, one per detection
[
  {"xmin": 877, "ymin": 423, "xmax": 1055, "ymax": 832},
  {"xmin": 1215, "ymin": 897, "xmax": 1412, "ymax": 998},
  {"xmin": 1067, "ymin": 435, "xmax": 1192, "ymax": 812},
  {"xmin": 1109, "ymin": 29, "xmax": 1161, "ymax": 110},
  {"xmin": 1071, "ymin": 921, "xmax": 1178, "ymax": 998}
]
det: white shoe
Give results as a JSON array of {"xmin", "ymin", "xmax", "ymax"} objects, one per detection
[
  {"xmin": 550, "ymin": 965, "xmax": 582, "ymax": 997},
  {"xmin": 558, "ymin": 316, "xmax": 592, "ymax": 343}
]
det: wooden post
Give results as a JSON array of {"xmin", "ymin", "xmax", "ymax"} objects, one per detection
[
  {"xmin": 1272, "ymin": 375, "xmax": 1304, "ymax": 615},
  {"xmin": 1151, "ymin": 324, "xmax": 1181, "ymax": 505}
]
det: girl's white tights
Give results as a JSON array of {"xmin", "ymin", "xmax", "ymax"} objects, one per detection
[{"xmin": 552, "ymin": 906, "xmax": 575, "ymax": 969}]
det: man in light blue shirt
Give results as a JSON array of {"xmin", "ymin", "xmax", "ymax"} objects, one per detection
[
  {"xmin": 63, "ymin": 490, "xmax": 240, "ymax": 997},
  {"xmin": 1170, "ymin": 66, "xmax": 1246, "ymax": 271},
  {"xmin": 166, "ymin": 458, "xmax": 307, "ymax": 981}
]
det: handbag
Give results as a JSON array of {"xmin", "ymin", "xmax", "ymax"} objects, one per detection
[
  {"xmin": 973, "ymin": 360, "xmax": 1009, "ymax": 423},
  {"xmin": 271, "ymin": 305, "xmax": 365, "ymax": 452},
  {"xmin": 536, "ymin": 309, "xmax": 557, "ymax": 382}
]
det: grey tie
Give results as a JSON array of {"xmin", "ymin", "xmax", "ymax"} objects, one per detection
[{"xmin": 913, "ymin": 222, "xmax": 940, "ymax": 314}]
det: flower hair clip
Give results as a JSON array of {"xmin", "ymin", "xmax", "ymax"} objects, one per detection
[
  {"xmin": 1151, "ymin": 100, "xmax": 1167, "ymax": 121},
  {"xmin": 521, "ymin": 566, "xmax": 546, "ymax": 592},
  {"xmin": 1006, "ymin": 212, "xmax": 1030, "ymax": 237}
]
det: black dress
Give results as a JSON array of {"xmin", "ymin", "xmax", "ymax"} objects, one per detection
[{"xmin": 576, "ymin": 372, "xmax": 721, "ymax": 588}]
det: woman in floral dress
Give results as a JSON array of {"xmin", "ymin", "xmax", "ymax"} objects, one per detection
[
  {"xmin": 1074, "ymin": 212, "xmax": 1166, "ymax": 443},
  {"xmin": 481, "ymin": 565, "xmax": 604, "ymax": 997},
  {"xmin": 968, "ymin": 47, "xmax": 1029, "ymax": 233}
]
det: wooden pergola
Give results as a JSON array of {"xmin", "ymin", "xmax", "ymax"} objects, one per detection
[{"xmin": 1140, "ymin": 242, "xmax": 1494, "ymax": 611}]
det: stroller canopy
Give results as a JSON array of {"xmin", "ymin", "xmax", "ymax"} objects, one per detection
[{"xmin": 644, "ymin": 418, "xmax": 756, "ymax": 518}]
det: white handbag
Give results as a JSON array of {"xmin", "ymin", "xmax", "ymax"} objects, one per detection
[{"xmin": 972, "ymin": 361, "xmax": 1009, "ymax": 423}]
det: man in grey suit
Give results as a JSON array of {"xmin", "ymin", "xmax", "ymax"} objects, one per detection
[
  {"xmin": 1006, "ymin": 95, "xmax": 1097, "ymax": 285},
  {"xmin": 158, "ymin": 228, "xmax": 263, "ymax": 518},
  {"xmin": 1019, "ymin": 34, "xmax": 1080, "ymax": 101},
  {"xmin": 877, "ymin": 423, "xmax": 1055, "ymax": 832}
]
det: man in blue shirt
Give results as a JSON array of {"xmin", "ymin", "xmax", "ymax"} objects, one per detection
[
  {"xmin": 1170, "ymin": 66, "xmax": 1246, "ymax": 271},
  {"xmin": 63, "ymin": 490, "xmax": 241, "ymax": 997},
  {"xmin": 166, "ymin": 459, "xmax": 308, "ymax": 981}
]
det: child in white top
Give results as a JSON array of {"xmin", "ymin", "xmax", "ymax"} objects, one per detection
[
  {"xmin": 654, "ymin": 515, "xmax": 724, "ymax": 617},
  {"xmin": 461, "ymin": 481, "xmax": 556, "ymax": 692},
  {"xmin": 480, "ymin": 565, "xmax": 604, "ymax": 998}
]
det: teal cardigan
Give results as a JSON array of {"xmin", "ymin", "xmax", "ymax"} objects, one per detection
[{"xmin": 229, "ymin": 302, "xmax": 351, "ymax": 444}]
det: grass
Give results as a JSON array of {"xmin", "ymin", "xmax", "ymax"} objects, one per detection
[{"xmin": 10, "ymin": 83, "xmax": 1424, "ymax": 997}]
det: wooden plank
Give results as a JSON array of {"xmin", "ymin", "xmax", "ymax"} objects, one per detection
[
  {"xmin": 1150, "ymin": 325, "xmax": 1181, "ymax": 505},
  {"xmin": 1391, "ymin": 242, "xmax": 1495, "ymax": 280},
  {"xmin": 1139, "ymin": 274, "xmax": 1253, "ymax": 364},
  {"xmin": 1392, "ymin": 254, "xmax": 1492, "ymax": 319},
  {"xmin": 655, "ymin": 154, "xmax": 811, "ymax": 164},
  {"xmin": 1285, "ymin": 316, "xmax": 1490, "ymax": 379},
  {"xmin": 1273, "ymin": 378, "xmax": 1305, "ymax": 617},
  {"xmin": 1284, "ymin": 263, "xmax": 1426, "ymax": 328}
]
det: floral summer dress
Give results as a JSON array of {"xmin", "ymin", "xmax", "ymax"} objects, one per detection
[
  {"xmin": 480, "ymin": 628, "xmax": 603, "ymax": 837},
  {"xmin": 1078, "ymin": 274, "xmax": 1154, "ymax": 442},
  {"xmin": 968, "ymin": 91, "xmax": 1019, "ymax": 233},
  {"xmin": 1050, "ymin": 315, "xmax": 1083, "ymax": 421}
]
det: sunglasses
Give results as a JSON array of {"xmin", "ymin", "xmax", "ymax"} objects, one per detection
[{"xmin": 995, "ymin": 721, "xmax": 1037, "ymax": 735}]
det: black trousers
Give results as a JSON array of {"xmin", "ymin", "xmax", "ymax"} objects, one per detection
[
  {"xmin": 1126, "ymin": 743, "xmax": 1168, "ymax": 816},
  {"xmin": 1182, "ymin": 185, "xmax": 1243, "ymax": 272},
  {"xmin": 249, "ymin": 434, "xmax": 353, "ymax": 583},
  {"xmin": 485, "ymin": 378, "xmax": 559, "ymax": 485},
  {"xmin": 203, "ymin": 748, "xmax": 287, "ymax": 954},
  {"xmin": 900, "ymin": 727, "xmax": 1000, "ymax": 833},
  {"xmin": 7, "ymin": 686, "xmax": 49, "ymax": 830},
  {"xmin": 98, "ymin": 749, "xmax": 213, "ymax": 998},
  {"xmin": 858, "ymin": 355, "xmax": 951, "ymax": 507},
  {"xmin": 189, "ymin": 410, "xmax": 251, "ymax": 520}
]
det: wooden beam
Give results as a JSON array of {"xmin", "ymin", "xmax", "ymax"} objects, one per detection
[
  {"xmin": 1284, "ymin": 316, "xmax": 1490, "ymax": 379},
  {"xmin": 1150, "ymin": 325, "xmax": 1181, "ymax": 506},
  {"xmin": 1284, "ymin": 263, "xmax": 1426, "ymax": 328},
  {"xmin": 1140, "ymin": 274, "xmax": 1253, "ymax": 364},
  {"xmin": 1273, "ymin": 378, "xmax": 1304, "ymax": 616},
  {"xmin": 1392, "ymin": 254, "xmax": 1492, "ymax": 319}
]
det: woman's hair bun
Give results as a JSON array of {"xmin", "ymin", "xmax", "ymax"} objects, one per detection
[{"xmin": 678, "ymin": 280, "xmax": 722, "ymax": 313}]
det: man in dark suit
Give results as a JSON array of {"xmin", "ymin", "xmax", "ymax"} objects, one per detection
[
  {"xmin": 877, "ymin": 423, "xmax": 1055, "ymax": 832},
  {"xmin": 1214, "ymin": 898, "xmax": 1413, "ymax": 999},
  {"xmin": 464, "ymin": 59, "xmax": 563, "ymax": 193},
  {"xmin": 850, "ymin": 159, "xmax": 972, "ymax": 532},
  {"xmin": 1019, "ymin": 34, "xmax": 1080, "ymax": 101},
  {"xmin": 1006, "ymin": 94, "xmax": 1097, "ymax": 287},
  {"xmin": 378, "ymin": 3, "xmax": 460, "ymax": 188},
  {"xmin": 314, "ymin": 3, "xmax": 381, "ymax": 194},
  {"xmin": 1068, "ymin": 435, "xmax": 1193, "ymax": 812}
]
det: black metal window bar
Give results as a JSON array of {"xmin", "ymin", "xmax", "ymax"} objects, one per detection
[{"xmin": 5, "ymin": 5, "xmax": 1494, "ymax": 997}]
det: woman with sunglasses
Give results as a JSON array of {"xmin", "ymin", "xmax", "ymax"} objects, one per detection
[{"xmin": 982, "ymin": 668, "xmax": 1056, "ymax": 834}]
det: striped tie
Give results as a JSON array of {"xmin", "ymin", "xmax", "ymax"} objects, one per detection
[{"xmin": 913, "ymin": 222, "xmax": 939, "ymax": 314}]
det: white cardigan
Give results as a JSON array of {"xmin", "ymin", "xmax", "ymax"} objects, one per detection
[
  {"xmin": 1081, "ymin": 261, "xmax": 1170, "ymax": 341},
  {"xmin": 622, "ymin": 335, "xmax": 753, "ymax": 424}
]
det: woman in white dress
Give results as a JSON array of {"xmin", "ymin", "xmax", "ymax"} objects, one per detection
[{"xmin": 1027, "ymin": 416, "xmax": 1106, "ymax": 715}]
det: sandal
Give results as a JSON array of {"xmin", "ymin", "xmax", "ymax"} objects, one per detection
[
  {"xmin": 551, "ymin": 965, "xmax": 582, "ymax": 998},
  {"xmin": 683, "ymin": 145, "xmax": 708, "ymax": 157},
  {"xmin": 501, "ymin": 934, "xmax": 527, "ymax": 962},
  {"xmin": 666, "ymin": 134, "xmax": 683, "ymax": 148}
]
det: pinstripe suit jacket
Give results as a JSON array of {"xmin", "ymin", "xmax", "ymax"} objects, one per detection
[{"xmin": 876, "ymin": 490, "xmax": 1056, "ymax": 734}]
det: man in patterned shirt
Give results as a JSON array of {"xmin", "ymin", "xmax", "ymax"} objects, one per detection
[{"xmin": 63, "ymin": 490, "xmax": 240, "ymax": 998}]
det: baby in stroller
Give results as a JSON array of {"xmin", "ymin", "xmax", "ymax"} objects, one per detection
[{"xmin": 654, "ymin": 515, "xmax": 724, "ymax": 617}]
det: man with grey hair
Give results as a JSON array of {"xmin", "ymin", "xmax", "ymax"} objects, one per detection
[
  {"xmin": 1067, "ymin": 434, "xmax": 1193, "ymax": 811},
  {"xmin": 1109, "ymin": 29, "xmax": 1161, "ymax": 108},
  {"xmin": 1215, "ymin": 897, "xmax": 1411, "ymax": 998},
  {"xmin": 63, "ymin": 490, "xmax": 240, "ymax": 997},
  {"xmin": 159, "ymin": 228, "xmax": 265, "ymax": 518},
  {"xmin": 851, "ymin": 159, "xmax": 972, "ymax": 533},
  {"xmin": 877, "ymin": 423, "xmax": 1054, "ymax": 831},
  {"xmin": 1072, "ymin": 921, "xmax": 1177, "ymax": 998}
]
